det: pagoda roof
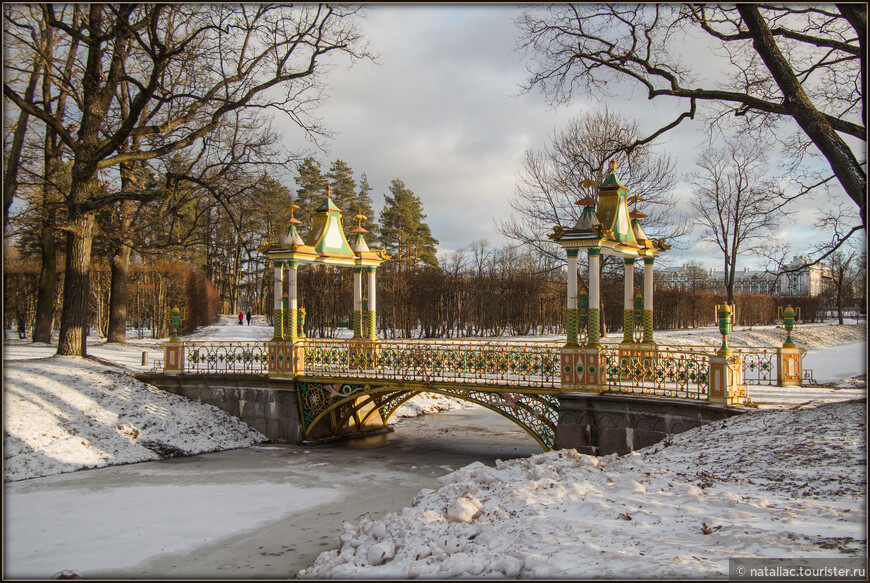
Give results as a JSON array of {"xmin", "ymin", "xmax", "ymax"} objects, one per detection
[
  {"xmin": 548, "ymin": 159, "xmax": 667, "ymax": 258},
  {"xmin": 259, "ymin": 187, "xmax": 389, "ymax": 268}
]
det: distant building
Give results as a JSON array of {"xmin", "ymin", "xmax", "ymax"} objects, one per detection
[{"xmin": 659, "ymin": 256, "xmax": 822, "ymax": 297}]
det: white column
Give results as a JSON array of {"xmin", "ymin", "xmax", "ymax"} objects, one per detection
[
  {"xmin": 644, "ymin": 260, "xmax": 654, "ymax": 311},
  {"xmin": 624, "ymin": 260, "xmax": 634, "ymax": 310},
  {"xmin": 289, "ymin": 263, "xmax": 298, "ymax": 312},
  {"xmin": 353, "ymin": 269, "xmax": 362, "ymax": 311},
  {"xmin": 567, "ymin": 253, "xmax": 578, "ymax": 310},
  {"xmin": 367, "ymin": 268, "xmax": 376, "ymax": 312},
  {"xmin": 589, "ymin": 254, "xmax": 600, "ymax": 311},
  {"xmin": 273, "ymin": 262, "xmax": 283, "ymax": 310},
  {"xmin": 568, "ymin": 255, "xmax": 577, "ymax": 310}
]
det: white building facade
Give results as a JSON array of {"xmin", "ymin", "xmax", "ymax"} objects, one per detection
[{"xmin": 659, "ymin": 256, "xmax": 822, "ymax": 297}]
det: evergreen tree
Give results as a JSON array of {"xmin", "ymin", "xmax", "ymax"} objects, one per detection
[
  {"xmin": 294, "ymin": 157, "xmax": 328, "ymax": 236},
  {"xmin": 350, "ymin": 172, "xmax": 379, "ymax": 244},
  {"xmin": 380, "ymin": 179, "xmax": 439, "ymax": 269},
  {"xmin": 325, "ymin": 159, "xmax": 356, "ymax": 211},
  {"xmin": 326, "ymin": 159, "xmax": 358, "ymax": 239}
]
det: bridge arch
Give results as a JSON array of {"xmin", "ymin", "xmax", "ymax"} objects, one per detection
[{"xmin": 296, "ymin": 381, "xmax": 559, "ymax": 451}]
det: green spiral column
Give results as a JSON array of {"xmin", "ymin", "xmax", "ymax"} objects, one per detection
[
  {"xmin": 578, "ymin": 289, "xmax": 588, "ymax": 344},
  {"xmin": 273, "ymin": 307, "xmax": 284, "ymax": 339},
  {"xmin": 282, "ymin": 294, "xmax": 290, "ymax": 340}
]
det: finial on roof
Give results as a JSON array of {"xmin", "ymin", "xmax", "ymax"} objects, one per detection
[
  {"xmin": 609, "ymin": 159, "xmax": 618, "ymax": 173},
  {"xmin": 326, "ymin": 185, "xmax": 333, "ymax": 198},
  {"xmin": 351, "ymin": 213, "xmax": 369, "ymax": 234},
  {"xmin": 287, "ymin": 202, "xmax": 302, "ymax": 225}
]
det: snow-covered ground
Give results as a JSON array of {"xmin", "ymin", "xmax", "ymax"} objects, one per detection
[
  {"xmin": 3, "ymin": 316, "xmax": 866, "ymax": 578},
  {"xmin": 301, "ymin": 400, "xmax": 866, "ymax": 578}
]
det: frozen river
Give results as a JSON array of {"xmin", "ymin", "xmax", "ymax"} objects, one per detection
[{"xmin": 4, "ymin": 406, "xmax": 540, "ymax": 579}]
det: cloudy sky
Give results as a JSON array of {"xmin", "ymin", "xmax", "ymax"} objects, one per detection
[{"xmin": 277, "ymin": 4, "xmax": 860, "ymax": 271}]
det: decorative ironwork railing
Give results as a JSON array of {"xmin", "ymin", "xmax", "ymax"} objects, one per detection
[
  {"xmin": 599, "ymin": 342, "xmax": 807, "ymax": 386},
  {"xmin": 300, "ymin": 338, "xmax": 562, "ymax": 389},
  {"xmin": 169, "ymin": 338, "xmax": 808, "ymax": 399},
  {"xmin": 600, "ymin": 345, "xmax": 711, "ymax": 400},
  {"xmin": 183, "ymin": 341, "xmax": 269, "ymax": 374}
]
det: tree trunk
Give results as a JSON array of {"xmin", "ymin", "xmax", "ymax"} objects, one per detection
[
  {"xmin": 33, "ymin": 226, "xmax": 57, "ymax": 343},
  {"xmin": 57, "ymin": 209, "xmax": 96, "ymax": 356},
  {"xmin": 107, "ymin": 242, "xmax": 132, "ymax": 343},
  {"xmin": 4, "ymin": 63, "xmax": 40, "ymax": 228}
]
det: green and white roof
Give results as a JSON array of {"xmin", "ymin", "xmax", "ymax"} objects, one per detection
[
  {"xmin": 259, "ymin": 186, "xmax": 389, "ymax": 268},
  {"xmin": 549, "ymin": 160, "xmax": 668, "ymax": 258}
]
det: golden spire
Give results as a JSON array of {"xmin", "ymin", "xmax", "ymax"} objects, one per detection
[
  {"xmin": 326, "ymin": 185, "xmax": 333, "ymax": 198},
  {"xmin": 351, "ymin": 213, "xmax": 369, "ymax": 234},
  {"xmin": 609, "ymin": 159, "xmax": 618, "ymax": 173},
  {"xmin": 287, "ymin": 202, "xmax": 302, "ymax": 225}
]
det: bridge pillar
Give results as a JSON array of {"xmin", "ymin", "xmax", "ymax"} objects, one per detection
[
  {"xmin": 710, "ymin": 304, "xmax": 744, "ymax": 404},
  {"xmin": 561, "ymin": 346, "xmax": 606, "ymax": 393},
  {"xmin": 709, "ymin": 354, "xmax": 744, "ymax": 404},
  {"xmin": 778, "ymin": 347, "xmax": 803, "ymax": 387},
  {"xmin": 777, "ymin": 305, "xmax": 802, "ymax": 387},
  {"xmin": 268, "ymin": 340, "xmax": 294, "ymax": 378}
]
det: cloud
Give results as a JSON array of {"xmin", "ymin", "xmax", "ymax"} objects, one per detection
[{"xmin": 275, "ymin": 5, "xmax": 855, "ymax": 268}]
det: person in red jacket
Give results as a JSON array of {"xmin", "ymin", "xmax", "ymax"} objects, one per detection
[{"xmin": 238, "ymin": 311, "xmax": 244, "ymax": 325}]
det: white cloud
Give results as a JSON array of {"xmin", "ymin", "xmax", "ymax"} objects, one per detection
[{"xmin": 276, "ymin": 5, "xmax": 856, "ymax": 266}]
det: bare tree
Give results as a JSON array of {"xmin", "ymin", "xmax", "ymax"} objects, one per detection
[
  {"xmin": 4, "ymin": 4, "xmax": 371, "ymax": 356},
  {"xmin": 517, "ymin": 4, "xmax": 865, "ymax": 239},
  {"xmin": 498, "ymin": 107, "xmax": 684, "ymax": 266},
  {"xmin": 823, "ymin": 251, "xmax": 857, "ymax": 324},
  {"xmin": 689, "ymin": 138, "xmax": 780, "ymax": 305}
]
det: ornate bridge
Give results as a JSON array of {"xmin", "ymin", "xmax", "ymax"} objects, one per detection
[
  {"xmin": 157, "ymin": 166, "xmax": 811, "ymax": 451},
  {"xmin": 161, "ymin": 337, "xmax": 808, "ymax": 450}
]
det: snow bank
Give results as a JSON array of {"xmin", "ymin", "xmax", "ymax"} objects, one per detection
[
  {"xmin": 391, "ymin": 393, "xmax": 470, "ymax": 419},
  {"xmin": 300, "ymin": 400, "xmax": 866, "ymax": 579},
  {"xmin": 3, "ymin": 357, "xmax": 266, "ymax": 482}
]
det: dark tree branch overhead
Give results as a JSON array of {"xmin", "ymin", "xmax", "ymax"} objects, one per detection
[
  {"xmin": 4, "ymin": 4, "xmax": 372, "ymax": 356},
  {"xmin": 518, "ymin": 3, "xmax": 866, "ymax": 225}
]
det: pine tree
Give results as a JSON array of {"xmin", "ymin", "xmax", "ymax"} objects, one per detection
[
  {"xmin": 380, "ymin": 179, "xmax": 439, "ymax": 269},
  {"xmin": 325, "ymin": 159, "xmax": 358, "ymax": 239},
  {"xmin": 350, "ymin": 172, "xmax": 379, "ymax": 244},
  {"xmin": 325, "ymin": 160, "xmax": 356, "ymax": 210},
  {"xmin": 294, "ymin": 157, "xmax": 328, "ymax": 237}
]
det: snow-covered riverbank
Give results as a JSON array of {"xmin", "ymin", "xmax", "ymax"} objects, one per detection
[{"xmin": 301, "ymin": 400, "xmax": 866, "ymax": 578}]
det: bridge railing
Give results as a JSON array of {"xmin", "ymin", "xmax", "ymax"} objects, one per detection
[
  {"xmin": 299, "ymin": 338, "xmax": 563, "ymax": 389},
  {"xmin": 181, "ymin": 341, "xmax": 269, "ymax": 374},
  {"xmin": 599, "ymin": 342, "xmax": 807, "ymax": 386},
  {"xmin": 598, "ymin": 344, "xmax": 712, "ymax": 400}
]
